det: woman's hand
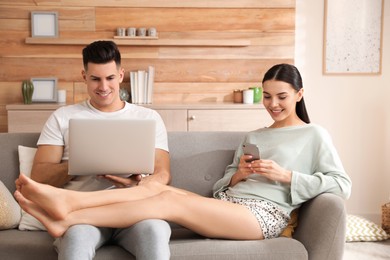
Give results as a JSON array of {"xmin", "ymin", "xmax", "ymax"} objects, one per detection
[
  {"xmin": 248, "ymin": 159, "xmax": 292, "ymax": 184},
  {"xmin": 229, "ymin": 155, "xmax": 259, "ymax": 186}
]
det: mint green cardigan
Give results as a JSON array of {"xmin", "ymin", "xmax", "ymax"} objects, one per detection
[{"xmin": 213, "ymin": 124, "xmax": 352, "ymax": 214}]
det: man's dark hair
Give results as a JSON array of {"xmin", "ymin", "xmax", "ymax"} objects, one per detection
[{"xmin": 82, "ymin": 41, "xmax": 121, "ymax": 70}]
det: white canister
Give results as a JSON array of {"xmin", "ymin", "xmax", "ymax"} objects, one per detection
[
  {"xmin": 147, "ymin": 27, "xmax": 157, "ymax": 37},
  {"xmin": 127, "ymin": 27, "xmax": 136, "ymax": 37},
  {"xmin": 137, "ymin": 28, "xmax": 147, "ymax": 37},
  {"xmin": 116, "ymin": 27, "xmax": 126, "ymax": 37},
  {"xmin": 57, "ymin": 89, "xmax": 66, "ymax": 103},
  {"xmin": 243, "ymin": 89, "xmax": 254, "ymax": 104}
]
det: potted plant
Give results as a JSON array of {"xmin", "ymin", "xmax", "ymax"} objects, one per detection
[{"xmin": 22, "ymin": 80, "xmax": 34, "ymax": 104}]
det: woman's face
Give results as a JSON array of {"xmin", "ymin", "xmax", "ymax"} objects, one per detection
[{"xmin": 262, "ymin": 80, "xmax": 303, "ymax": 127}]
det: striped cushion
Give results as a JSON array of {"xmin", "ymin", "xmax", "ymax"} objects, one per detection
[{"xmin": 346, "ymin": 215, "xmax": 389, "ymax": 242}]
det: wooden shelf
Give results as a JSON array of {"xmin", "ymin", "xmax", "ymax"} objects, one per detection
[
  {"xmin": 142, "ymin": 102, "xmax": 264, "ymax": 110},
  {"xmin": 25, "ymin": 37, "xmax": 251, "ymax": 47},
  {"xmin": 113, "ymin": 36, "xmax": 159, "ymax": 40},
  {"xmin": 7, "ymin": 102, "xmax": 263, "ymax": 111}
]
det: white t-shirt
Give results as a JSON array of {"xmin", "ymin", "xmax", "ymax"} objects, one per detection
[{"xmin": 37, "ymin": 100, "xmax": 168, "ymax": 191}]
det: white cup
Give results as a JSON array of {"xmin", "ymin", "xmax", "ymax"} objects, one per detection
[
  {"xmin": 147, "ymin": 27, "xmax": 157, "ymax": 37},
  {"xmin": 243, "ymin": 89, "xmax": 254, "ymax": 104},
  {"xmin": 117, "ymin": 27, "xmax": 126, "ymax": 37},
  {"xmin": 127, "ymin": 27, "xmax": 136, "ymax": 37},
  {"xmin": 57, "ymin": 89, "xmax": 66, "ymax": 103},
  {"xmin": 137, "ymin": 28, "xmax": 147, "ymax": 36}
]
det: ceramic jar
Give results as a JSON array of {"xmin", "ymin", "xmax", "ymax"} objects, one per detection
[{"xmin": 250, "ymin": 87, "xmax": 262, "ymax": 103}]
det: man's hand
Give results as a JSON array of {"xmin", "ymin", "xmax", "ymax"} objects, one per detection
[
  {"xmin": 102, "ymin": 149, "xmax": 171, "ymax": 188},
  {"xmin": 102, "ymin": 174, "xmax": 143, "ymax": 188}
]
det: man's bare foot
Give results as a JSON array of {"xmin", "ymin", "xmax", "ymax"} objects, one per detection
[
  {"xmin": 14, "ymin": 190, "xmax": 68, "ymax": 238},
  {"xmin": 16, "ymin": 174, "xmax": 71, "ymax": 220}
]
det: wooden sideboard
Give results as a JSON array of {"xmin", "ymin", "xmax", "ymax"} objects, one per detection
[
  {"xmin": 6, "ymin": 103, "xmax": 272, "ymax": 133},
  {"xmin": 6, "ymin": 104, "xmax": 66, "ymax": 133}
]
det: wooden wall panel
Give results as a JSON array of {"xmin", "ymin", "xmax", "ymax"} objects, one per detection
[
  {"xmin": 60, "ymin": 0, "xmax": 295, "ymax": 8},
  {"xmin": 0, "ymin": 1, "xmax": 295, "ymax": 132},
  {"xmin": 95, "ymin": 8, "xmax": 294, "ymax": 31}
]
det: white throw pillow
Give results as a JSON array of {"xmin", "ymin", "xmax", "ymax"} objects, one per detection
[
  {"xmin": 0, "ymin": 181, "xmax": 21, "ymax": 230},
  {"xmin": 346, "ymin": 214, "xmax": 389, "ymax": 242},
  {"xmin": 17, "ymin": 145, "xmax": 46, "ymax": 231}
]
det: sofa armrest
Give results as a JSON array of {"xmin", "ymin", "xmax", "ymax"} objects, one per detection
[{"xmin": 293, "ymin": 193, "xmax": 346, "ymax": 260}]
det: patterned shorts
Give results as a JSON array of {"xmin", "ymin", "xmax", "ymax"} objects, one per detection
[{"xmin": 218, "ymin": 191, "xmax": 290, "ymax": 239}]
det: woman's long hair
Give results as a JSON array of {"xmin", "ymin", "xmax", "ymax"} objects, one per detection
[{"xmin": 262, "ymin": 64, "xmax": 310, "ymax": 124}]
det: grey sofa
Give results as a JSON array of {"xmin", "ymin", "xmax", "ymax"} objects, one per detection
[{"xmin": 0, "ymin": 132, "xmax": 347, "ymax": 260}]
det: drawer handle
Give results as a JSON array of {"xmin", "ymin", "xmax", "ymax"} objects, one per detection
[{"xmin": 189, "ymin": 115, "xmax": 196, "ymax": 120}]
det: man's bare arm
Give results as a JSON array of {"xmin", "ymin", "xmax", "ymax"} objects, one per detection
[
  {"xmin": 142, "ymin": 149, "xmax": 171, "ymax": 185},
  {"xmin": 30, "ymin": 145, "xmax": 72, "ymax": 187}
]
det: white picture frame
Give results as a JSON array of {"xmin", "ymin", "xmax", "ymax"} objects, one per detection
[
  {"xmin": 31, "ymin": 11, "xmax": 59, "ymax": 38},
  {"xmin": 31, "ymin": 78, "xmax": 58, "ymax": 102},
  {"xmin": 323, "ymin": 0, "xmax": 383, "ymax": 75}
]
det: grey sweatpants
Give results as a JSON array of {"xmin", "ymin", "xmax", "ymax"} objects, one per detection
[{"xmin": 53, "ymin": 219, "xmax": 171, "ymax": 260}]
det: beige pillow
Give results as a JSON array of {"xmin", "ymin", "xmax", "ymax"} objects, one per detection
[
  {"xmin": 0, "ymin": 181, "xmax": 21, "ymax": 230},
  {"xmin": 346, "ymin": 214, "xmax": 389, "ymax": 242},
  {"xmin": 17, "ymin": 145, "xmax": 46, "ymax": 231}
]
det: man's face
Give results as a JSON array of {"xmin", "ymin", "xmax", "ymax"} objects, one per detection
[{"xmin": 82, "ymin": 61, "xmax": 125, "ymax": 112}]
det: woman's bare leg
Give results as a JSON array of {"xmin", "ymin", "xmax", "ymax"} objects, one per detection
[
  {"xmin": 16, "ymin": 174, "xmax": 191, "ymax": 220},
  {"xmin": 16, "ymin": 188, "xmax": 263, "ymax": 240},
  {"xmin": 14, "ymin": 190, "xmax": 68, "ymax": 237}
]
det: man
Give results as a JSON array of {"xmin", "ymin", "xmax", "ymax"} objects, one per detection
[{"xmin": 30, "ymin": 40, "xmax": 171, "ymax": 260}]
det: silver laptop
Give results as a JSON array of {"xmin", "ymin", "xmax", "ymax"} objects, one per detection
[{"xmin": 68, "ymin": 118, "xmax": 156, "ymax": 175}]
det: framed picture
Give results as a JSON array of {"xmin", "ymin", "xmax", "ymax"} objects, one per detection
[
  {"xmin": 323, "ymin": 0, "xmax": 383, "ymax": 75},
  {"xmin": 31, "ymin": 11, "xmax": 58, "ymax": 37},
  {"xmin": 31, "ymin": 78, "xmax": 58, "ymax": 102}
]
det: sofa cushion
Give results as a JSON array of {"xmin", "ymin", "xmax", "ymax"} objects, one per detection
[
  {"xmin": 0, "ymin": 229, "xmax": 57, "ymax": 260},
  {"xmin": 169, "ymin": 236, "xmax": 307, "ymax": 260},
  {"xmin": 18, "ymin": 145, "xmax": 36, "ymax": 177},
  {"xmin": 167, "ymin": 132, "xmax": 245, "ymax": 197},
  {"xmin": 0, "ymin": 133, "xmax": 40, "ymax": 193},
  {"xmin": 17, "ymin": 145, "xmax": 46, "ymax": 231},
  {"xmin": 0, "ymin": 181, "xmax": 21, "ymax": 230}
]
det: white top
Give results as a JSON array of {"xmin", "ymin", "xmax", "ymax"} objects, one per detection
[{"xmin": 37, "ymin": 100, "xmax": 168, "ymax": 191}]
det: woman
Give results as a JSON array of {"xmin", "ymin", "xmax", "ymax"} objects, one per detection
[{"xmin": 15, "ymin": 64, "xmax": 352, "ymax": 240}]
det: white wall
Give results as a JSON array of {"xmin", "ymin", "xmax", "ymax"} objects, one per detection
[{"xmin": 295, "ymin": 0, "xmax": 390, "ymax": 223}]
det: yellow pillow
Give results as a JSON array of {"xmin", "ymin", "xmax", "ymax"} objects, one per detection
[{"xmin": 280, "ymin": 209, "xmax": 299, "ymax": 238}]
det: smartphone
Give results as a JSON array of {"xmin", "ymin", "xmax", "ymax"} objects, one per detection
[{"xmin": 242, "ymin": 143, "xmax": 260, "ymax": 162}]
